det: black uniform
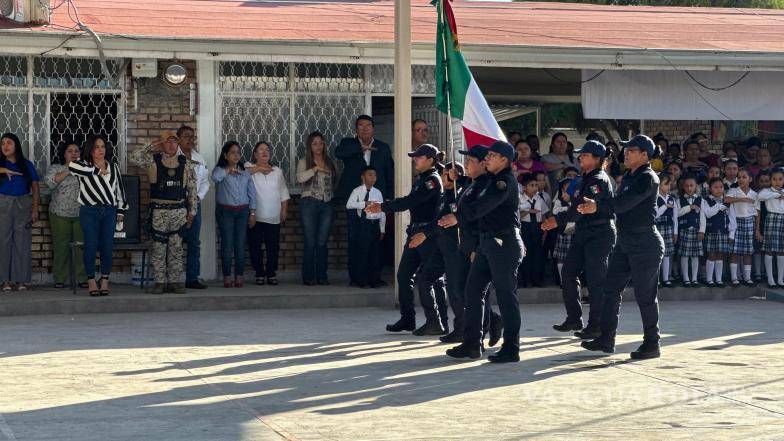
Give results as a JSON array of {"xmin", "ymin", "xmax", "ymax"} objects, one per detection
[
  {"xmin": 383, "ymin": 167, "xmax": 444, "ymax": 328},
  {"xmin": 595, "ymin": 163, "xmax": 664, "ymax": 344},
  {"xmin": 556, "ymin": 168, "xmax": 616, "ymax": 331},
  {"xmin": 418, "ymin": 177, "xmax": 470, "ymax": 334},
  {"xmin": 460, "ymin": 166, "xmax": 524, "ymax": 350}
]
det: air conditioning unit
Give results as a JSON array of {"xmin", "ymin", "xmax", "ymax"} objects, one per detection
[{"xmin": 1, "ymin": 0, "xmax": 49, "ymax": 24}]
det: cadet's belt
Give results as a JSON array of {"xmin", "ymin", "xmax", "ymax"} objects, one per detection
[
  {"xmin": 481, "ymin": 227, "xmax": 520, "ymax": 238},
  {"xmin": 219, "ymin": 204, "xmax": 249, "ymax": 212},
  {"xmin": 151, "ymin": 201, "xmax": 185, "ymax": 210}
]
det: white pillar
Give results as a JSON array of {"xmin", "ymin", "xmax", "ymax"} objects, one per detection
[
  {"xmin": 197, "ymin": 60, "xmax": 217, "ymax": 281},
  {"xmin": 394, "ymin": 0, "xmax": 412, "ymax": 297}
]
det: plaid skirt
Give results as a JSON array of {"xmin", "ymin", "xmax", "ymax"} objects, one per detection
[
  {"xmin": 732, "ymin": 216, "xmax": 755, "ymax": 255},
  {"xmin": 705, "ymin": 231, "xmax": 730, "ymax": 254},
  {"xmin": 553, "ymin": 233, "xmax": 572, "ymax": 262},
  {"xmin": 763, "ymin": 212, "xmax": 784, "ymax": 254},
  {"xmin": 678, "ymin": 228, "xmax": 703, "ymax": 257},
  {"xmin": 655, "ymin": 220, "xmax": 676, "ymax": 257}
]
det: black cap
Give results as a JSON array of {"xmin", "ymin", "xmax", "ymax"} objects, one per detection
[
  {"xmin": 458, "ymin": 145, "xmax": 490, "ymax": 161},
  {"xmin": 445, "ymin": 161, "xmax": 465, "ymax": 176},
  {"xmin": 488, "ymin": 140, "xmax": 516, "ymax": 162},
  {"xmin": 621, "ymin": 135, "xmax": 656, "ymax": 157},
  {"xmin": 407, "ymin": 143, "xmax": 439, "ymax": 158},
  {"xmin": 574, "ymin": 140, "xmax": 608, "ymax": 158}
]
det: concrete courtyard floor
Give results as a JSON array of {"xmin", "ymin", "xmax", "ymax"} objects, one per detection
[{"xmin": 0, "ymin": 300, "xmax": 782, "ymax": 440}]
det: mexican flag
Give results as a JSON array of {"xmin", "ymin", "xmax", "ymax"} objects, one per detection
[{"xmin": 433, "ymin": 0, "xmax": 506, "ymax": 147}]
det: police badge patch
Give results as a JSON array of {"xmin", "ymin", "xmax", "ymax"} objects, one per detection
[
  {"xmin": 450, "ymin": 203, "xmax": 457, "ymax": 213},
  {"xmin": 425, "ymin": 179, "xmax": 436, "ymax": 190},
  {"xmin": 590, "ymin": 184, "xmax": 600, "ymax": 194},
  {"xmin": 496, "ymin": 180, "xmax": 507, "ymax": 190}
]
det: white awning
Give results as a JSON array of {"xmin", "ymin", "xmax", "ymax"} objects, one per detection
[{"xmin": 581, "ymin": 69, "xmax": 784, "ymax": 121}]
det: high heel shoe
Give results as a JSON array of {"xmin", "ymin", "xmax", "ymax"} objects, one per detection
[
  {"xmin": 87, "ymin": 278, "xmax": 100, "ymax": 297},
  {"xmin": 99, "ymin": 276, "xmax": 110, "ymax": 296}
]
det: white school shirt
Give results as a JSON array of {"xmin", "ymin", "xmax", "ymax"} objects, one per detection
[
  {"xmin": 346, "ymin": 184, "xmax": 386, "ymax": 232},
  {"xmin": 244, "ymin": 164, "xmax": 290, "ymax": 224},
  {"xmin": 758, "ymin": 187, "xmax": 784, "ymax": 214},
  {"xmin": 520, "ymin": 192, "xmax": 547, "ymax": 223},
  {"xmin": 699, "ymin": 195, "xmax": 736, "ymax": 239},
  {"xmin": 552, "ymin": 198, "xmax": 569, "ymax": 216},
  {"xmin": 656, "ymin": 193, "xmax": 679, "ymax": 236},
  {"xmin": 726, "ymin": 187, "xmax": 757, "ymax": 219}
]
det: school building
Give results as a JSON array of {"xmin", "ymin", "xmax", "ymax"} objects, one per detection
[{"xmin": 2, "ymin": 0, "xmax": 784, "ymax": 282}]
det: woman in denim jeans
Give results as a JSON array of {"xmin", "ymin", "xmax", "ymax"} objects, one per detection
[
  {"xmin": 296, "ymin": 131, "xmax": 338, "ymax": 285},
  {"xmin": 212, "ymin": 141, "xmax": 256, "ymax": 288},
  {"xmin": 69, "ymin": 135, "xmax": 128, "ymax": 296}
]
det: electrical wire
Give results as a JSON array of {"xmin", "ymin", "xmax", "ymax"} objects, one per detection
[{"xmin": 544, "ymin": 68, "xmax": 606, "ymax": 84}]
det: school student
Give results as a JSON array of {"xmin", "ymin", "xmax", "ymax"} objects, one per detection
[
  {"xmin": 757, "ymin": 169, "xmax": 784, "ymax": 288},
  {"xmin": 754, "ymin": 172, "xmax": 772, "ymax": 282},
  {"xmin": 677, "ymin": 176, "xmax": 703, "ymax": 287},
  {"xmin": 551, "ymin": 178, "xmax": 573, "ymax": 283},
  {"xmin": 655, "ymin": 174, "xmax": 678, "ymax": 288},
  {"xmin": 723, "ymin": 159, "xmax": 739, "ymax": 190},
  {"xmin": 518, "ymin": 173, "xmax": 547, "ymax": 287},
  {"xmin": 701, "ymin": 166, "xmax": 721, "ymax": 198},
  {"xmin": 699, "ymin": 177, "xmax": 735, "ymax": 287},
  {"xmin": 345, "ymin": 166, "xmax": 386, "ymax": 288},
  {"xmin": 725, "ymin": 169, "xmax": 757, "ymax": 286}
]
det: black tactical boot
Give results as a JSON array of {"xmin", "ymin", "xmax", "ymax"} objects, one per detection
[
  {"xmin": 439, "ymin": 330, "xmax": 463, "ymax": 343},
  {"xmin": 574, "ymin": 326, "xmax": 601, "ymax": 340},
  {"xmin": 630, "ymin": 340, "xmax": 661, "ymax": 360},
  {"xmin": 487, "ymin": 344, "xmax": 520, "ymax": 363},
  {"xmin": 553, "ymin": 319, "xmax": 584, "ymax": 332},
  {"xmin": 446, "ymin": 343, "xmax": 481, "ymax": 359},
  {"xmin": 412, "ymin": 319, "xmax": 446, "ymax": 336},
  {"xmin": 581, "ymin": 337, "xmax": 615, "ymax": 354},
  {"xmin": 386, "ymin": 318, "xmax": 416, "ymax": 332}
]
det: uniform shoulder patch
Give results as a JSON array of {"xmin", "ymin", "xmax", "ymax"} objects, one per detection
[
  {"xmin": 425, "ymin": 179, "xmax": 436, "ymax": 190},
  {"xmin": 590, "ymin": 184, "xmax": 601, "ymax": 194},
  {"xmin": 496, "ymin": 180, "xmax": 507, "ymax": 190}
]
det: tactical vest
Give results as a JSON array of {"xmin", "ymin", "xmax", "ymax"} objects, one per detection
[{"xmin": 151, "ymin": 154, "xmax": 186, "ymax": 201}]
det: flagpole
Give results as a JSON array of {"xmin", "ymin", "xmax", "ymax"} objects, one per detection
[{"xmin": 438, "ymin": 0, "xmax": 459, "ymax": 242}]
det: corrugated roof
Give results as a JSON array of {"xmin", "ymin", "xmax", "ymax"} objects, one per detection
[{"xmin": 3, "ymin": 0, "xmax": 784, "ymax": 52}]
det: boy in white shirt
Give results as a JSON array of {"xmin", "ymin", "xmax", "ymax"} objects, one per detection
[
  {"xmin": 518, "ymin": 173, "xmax": 548, "ymax": 287},
  {"xmin": 346, "ymin": 166, "xmax": 386, "ymax": 288}
]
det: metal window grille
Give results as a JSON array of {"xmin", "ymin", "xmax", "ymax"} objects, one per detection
[{"xmin": 0, "ymin": 55, "xmax": 126, "ymax": 176}]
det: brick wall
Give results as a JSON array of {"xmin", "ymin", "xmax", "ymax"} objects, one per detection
[{"xmin": 645, "ymin": 120, "xmax": 713, "ymax": 146}]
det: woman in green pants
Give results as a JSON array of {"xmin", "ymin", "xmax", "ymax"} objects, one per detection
[{"xmin": 44, "ymin": 141, "xmax": 87, "ymax": 288}]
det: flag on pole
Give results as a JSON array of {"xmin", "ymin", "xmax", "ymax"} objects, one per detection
[{"xmin": 433, "ymin": 0, "xmax": 506, "ymax": 147}]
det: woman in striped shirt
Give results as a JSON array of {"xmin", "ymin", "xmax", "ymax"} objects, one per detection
[{"xmin": 69, "ymin": 135, "xmax": 129, "ymax": 296}]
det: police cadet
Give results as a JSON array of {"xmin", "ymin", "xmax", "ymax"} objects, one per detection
[
  {"xmin": 578, "ymin": 135, "xmax": 665, "ymax": 360},
  {"xmin": 437, "ymin": 146, "xmax": 504, "ymax": 346},
  {"xmin": 129, "ymin": 131, "xmax": 198, "ymax": 294},
  {"xmin": 541, "ymin": 140, "xmax": 616, "ymax": 340},
  {"xmin": 446, "ymin": 141, "xmax": 523, "ymax": 363},
  {"xmin": 366, "ymin": 144, "xmax": 445, "ymax": 334}
]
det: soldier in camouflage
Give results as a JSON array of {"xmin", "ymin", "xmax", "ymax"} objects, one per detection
[{"xmin": 130, "ymin": 130, "xmax": 199, "ymax": 294}]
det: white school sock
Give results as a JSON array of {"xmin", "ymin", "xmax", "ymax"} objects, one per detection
[
  {"xmin": 730, "ymin": 263, "xmax": 739, "ymax": 282},
  {"xmin": 557, "ymin": 263, "xmax": 564, "ymax": 279},
  {"xmin": 778, "ymin": 256, "xmax": 784, "ymax": 285},
  {"xmin": 715, "ymin": 260, "xmax": 724, "ymax": 283},
  {"xmin": 705, "ymin": 260, "xmax": 715, "ymax": 283},
  {"xmin": 744, "ymin": 265, "xmax": 753, "ymax": 282},
  {"xmin": 691, "ymin": 258, "xmax": 700, "ymax": 283},
  {"xmin": 765, "ymin": 255, "xmax": 776, "ymax": 285},
  {"xmin": 661, "ymin": 257, "xmax": 670, "ymax": 282},
  {"xmin": 681, "ymin": 257, "xmax": 691, "ymax": 282}
]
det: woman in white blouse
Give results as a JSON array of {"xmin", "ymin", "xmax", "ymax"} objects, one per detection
[{"xmin": 246, "ymin": 141, "xmax": 290, "ymax": 286}]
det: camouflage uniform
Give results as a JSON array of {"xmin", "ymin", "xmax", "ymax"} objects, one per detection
[{"xmin": 130, "ymin": 145, "xmax": 199, "ymax": 291}]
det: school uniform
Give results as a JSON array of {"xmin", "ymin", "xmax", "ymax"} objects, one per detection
[
  {"xmin": 552, "ymin": 198, "xmax": 572, "ymax": 262},
  {"xmin": 758, "ymin": 188, "xmax": 784, "ymax": 254},
  {"xmin": 346, "ymin": 184, "xmax": 386, "ymax": 286},
  {"xmin": 723, "ymin": 178, "xmax": 738, "ymax": 192},
  {"xmin": 518, "ymin": 190, "xmax": 547, "ymax": 286},
  {"xmin": 677, "ymin": 194, "xmax": 703, "ymax": 257},
  {"xmin": 700, "ymin": 196, "xmax": 735, "ymax": 254},
  {"xmin": 655, "ymin": 193, "xmax": 678, "ymax": 257},
  {"xmin": 727, "ymin": 187, "xmax": 757, "ymax": 255}
]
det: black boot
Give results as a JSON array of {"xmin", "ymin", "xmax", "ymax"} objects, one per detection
[
  {"xmin": 574, "ymin": 326, "xmax": 601, "ymax": 340},
  {"xmin": 446, "ymin": 343, "xmax": 481, "ymax": 359},
  {"xmin": 488, "ymin": 311, "xmax": 504, "ymax": 347},
  {"xmin": 553, "ymin": 319, "xmax": 583, "ymax": 332},
  {"xmin": 439, "ymin": 330, "xmax": 463, "ymax": 343},
  {"xmin": 412, "ymin": 318, "xmax": 446, "ymax": 336},
  {"xmin": 630, "ymin": 340, "xmax": 661, "ymax": 360},
  {"xmin": 487, "ymin": 344, "xmax": 520, "ymax": 363},
  {"xmin": 386, "ymin": 318, "xmax": 416, "ymax": 332},
  {"xmin": 581, "ymin": 337, "xmax": 615, "ymax": 354}
]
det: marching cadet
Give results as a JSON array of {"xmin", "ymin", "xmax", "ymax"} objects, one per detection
[
  {"xmin": 129, "ymin": 131, "xmax": 198, "ymax": 294},
  {"xmin": 366, "ymin": 144, "xmax": 445, "ymax": 335},
  {"xmin": 446, "ymin": 141, "xmax": 523, "ymax": 363},
  {"xmin": 578, "ymin": 135, "xmax": 665, "ymax": 360},
  {"xmin": 541, "ymin": 140, "xmax": 616, "ymax": 340}
]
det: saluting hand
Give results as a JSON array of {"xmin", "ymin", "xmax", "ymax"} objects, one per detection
[
  {"xmin": 365, "ymin": 202, "xmax": 382, "ymax": 215},
  {"xmin": 438, "ymin": 214, "xmax": 457, "ymax": 228},
  {"xmin": 541, "ymin": 216, "xmax": 558, "ymax": 231},
  {"xmin": 577, "ymin": 197, "xmax": 597, "ymax": 214}
]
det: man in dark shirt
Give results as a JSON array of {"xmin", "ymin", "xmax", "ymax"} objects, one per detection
[
  {"xmin": 577, "ymin": 135, "xmax": 665, "ymax": 360},
  {"xmin": 335, "ymin": 115, "xmax": 394, "ymax": 200}
]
